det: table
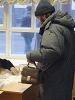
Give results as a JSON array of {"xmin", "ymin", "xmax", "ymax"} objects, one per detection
[{"xmin": 0, "ymin": 83, "xmax": 39, "ymax": 100}]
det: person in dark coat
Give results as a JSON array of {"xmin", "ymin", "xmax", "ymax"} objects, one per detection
[
  {"xmin": 26, "ymin": 0, "xmax": 75, "ymax": 100},
  {"xmin": 0, "ymin": 58, "xmax": 19, "ymax": 75}
]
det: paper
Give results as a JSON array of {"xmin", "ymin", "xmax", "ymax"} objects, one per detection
[
  {"xmin": 0, "ymin": 91, "xmax": 3, "ymax": 94},
  {"xmin": 0, "ymin": 64, "xmax": 33, "ymax": 90},
  {"xmin": 0, "ymin": 69, "xmax": 21, "ymax": 89},
  {"xmin": 1, "ymin": 83, "xmax": 32, "ymax": 93},
  {"xmin": 0, "ymin": 67, "xmax": 32, "ymax": 93}
]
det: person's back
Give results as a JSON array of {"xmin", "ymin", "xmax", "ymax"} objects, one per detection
[
  {"xmin": 36, "ymin": 11, "xmax": 75, "ymax": 100},
  {"xmin": 25, "ymin": 1, "xmax": 75, "ymax": 100}
]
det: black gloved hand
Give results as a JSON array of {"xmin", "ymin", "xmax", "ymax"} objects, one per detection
[
  {"xmin": 27, "ymin": 59, "xmax": 35, "ymax": 64},
  {"xmin": 26, "ymin": 52, "xmax": 35, "ymax": 64}
]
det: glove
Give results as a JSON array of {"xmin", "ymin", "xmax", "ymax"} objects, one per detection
[
  {"xmin": 26, "ymin": 52, "xmax": 35, "ymax": 64},
  {"xmin": 27, "ymin": 59, "xmax": 35, "ymax": 64}
]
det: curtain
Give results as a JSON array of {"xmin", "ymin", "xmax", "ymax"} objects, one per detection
[{"xmin": 0, "ymin": 0, "xmax": 69, "ymax": 5}]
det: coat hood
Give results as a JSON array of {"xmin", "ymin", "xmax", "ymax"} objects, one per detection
[
  {"xmin": 40, "ymin": 11, "xmax": 75, "ymax": 34},
  {"xmin": 53, "ymin": 11, "xmax": 75, "ymax": 29}
]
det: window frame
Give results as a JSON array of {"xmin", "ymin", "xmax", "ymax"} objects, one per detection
[{"xmin": 0, "ymin": 3, "xmax": 39, "ymax": 60}]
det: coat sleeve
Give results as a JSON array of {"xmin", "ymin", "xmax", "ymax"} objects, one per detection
[{"xmin": 26, "ymin": 25, "xmax": 64, "ymax": 67}]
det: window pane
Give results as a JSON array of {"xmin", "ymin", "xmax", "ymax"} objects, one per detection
[
  {"xmin": 11, "ymin": 32, "xmax": 40, "ymax": 54},
  {"xmin": 36, "ymin": 17, "xmax": 40, "ymax": 28},
  {"xmin": 70, "ymin": 10, "xmax": 75, "ymax": 20},
  {"xmin": 0, "ymin": 32, "xmax": 6, "ymax": 53},
  {"xmin": 61, "ymin": 3, "xmax": 70, "ymax": 12},
  {"xmin": 11, "ymin": 4, "xmax": 32, "ymax": 27},
  {"xmin": 0, "ymin": 6, "xmax": 4, "ymax": 24}
]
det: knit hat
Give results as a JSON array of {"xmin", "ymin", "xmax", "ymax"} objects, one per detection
[{"xmin": 35, "ymin": 0, "xmax": 55, "ymax": 16}]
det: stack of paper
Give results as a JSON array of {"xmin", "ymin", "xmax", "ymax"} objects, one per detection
[{"xmin": 0, "ymin": 69, "xmax": 21, "ymax": 89}]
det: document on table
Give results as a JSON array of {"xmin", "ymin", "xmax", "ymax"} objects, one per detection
[
  {"xmin": 0, "ymin": 69, "xmax": 21, "ymax": 90},
  {"xmin": 0, "ymin": 91, "xmax": 3, "ymax": 94},
  {"xmin": 0, "ymin": 65, "xmax": 32, "ymax": 93},
  {"xmin": 0, "ymin": 63, "xmax": 35, "ymax": 90}
]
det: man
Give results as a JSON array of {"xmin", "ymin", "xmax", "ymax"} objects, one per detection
[
  {"xmin": 0, "ymin": 58, "xmax": 19, "ymax": 75},
  {"xmin": 26, "ymin": 0, "xmax": 75, "ymax": 100}
]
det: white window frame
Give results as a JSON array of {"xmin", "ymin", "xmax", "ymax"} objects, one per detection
[{"xmin": 0, "ymin": 3, "xmax": 39, "ymax": 60}]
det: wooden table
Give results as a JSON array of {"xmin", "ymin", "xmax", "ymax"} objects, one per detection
[{"xmin": 0, "ymin": 83, "xmax": 39, "ymax": 100}]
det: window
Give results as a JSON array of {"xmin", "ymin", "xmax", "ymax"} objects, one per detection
[
  {"xmin": 0, "ymin": 3, "xmax": 40, "ymax": 59},
  {"xmin": 11, "ymin": 32, "xmax": 40, "ymax": 54},
  {"xmin": 0, "ymin": 32, "xmax": 6, "ymax": 53},
  {"xmin": 0, "ymin": 6, "xmax": 4, "ymax": 25},
  {"xmin": 36, "ymin": 18, "xmax": 40, "ymax": 28},
  {"xmin": 11, "ymin": 4, "xmax": 32, "ymax": 27},
  {"xmin": 10, "ymin": 4, "xmax": 40, "ymax": 55},
  {"xmin": 11, "ymin": 3, "xmax": 40, "ymax": 28}
]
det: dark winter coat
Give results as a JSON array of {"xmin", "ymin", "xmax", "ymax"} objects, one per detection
[{"xmin": 26, "ymin": 11, "xmax": 75, "ymax": 100}]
